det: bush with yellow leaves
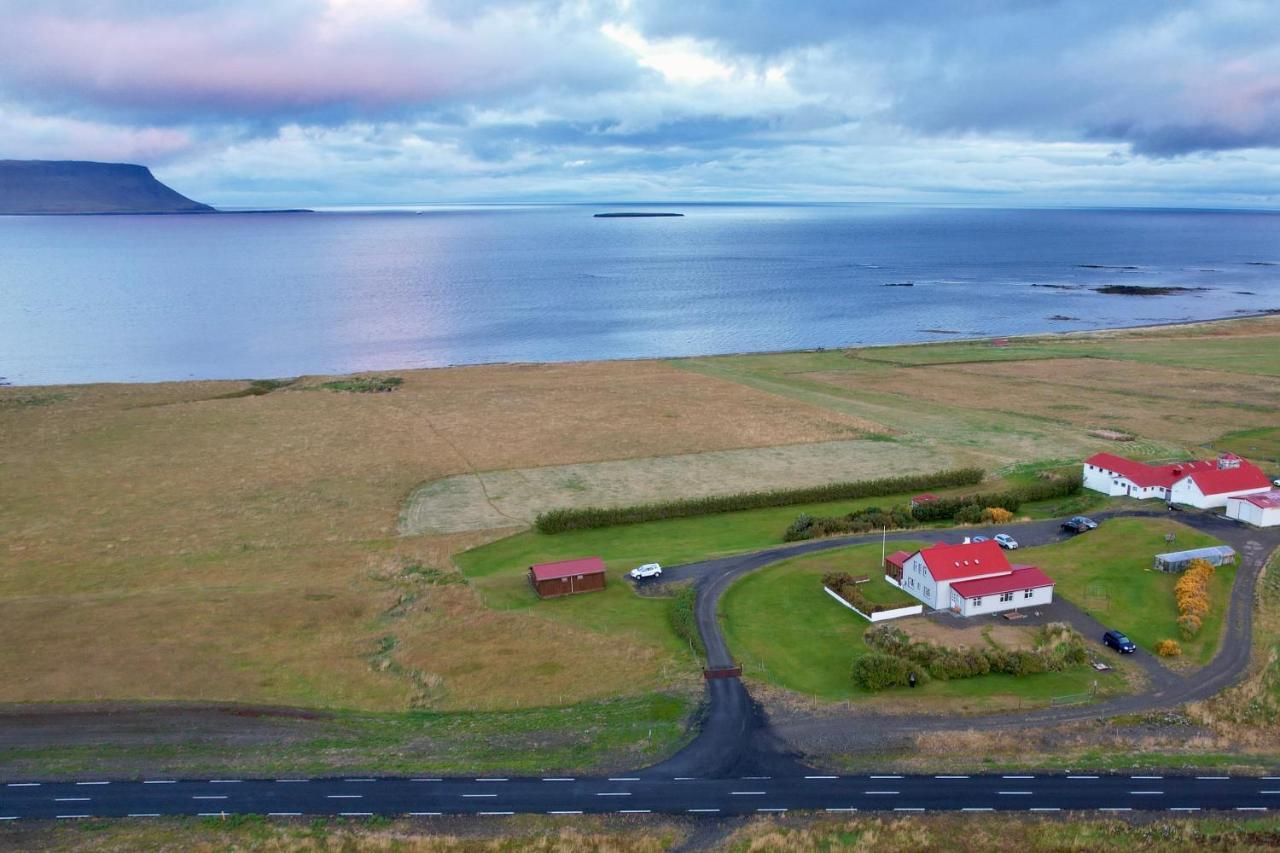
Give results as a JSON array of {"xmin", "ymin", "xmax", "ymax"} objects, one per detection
[
  {"xmin": 1174, "ymin": 558, "xmax": 1215, "ymax": 639},
  {"xmin": 1156, "ymin": 638, "xmax": 1183, "ymax": 657}
]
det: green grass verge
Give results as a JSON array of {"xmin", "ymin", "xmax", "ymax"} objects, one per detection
[
  {"xmin": 719, "ymin": 542, "xmax": 1123, "ymax": 707},
  {"xmin": 0, "ymin": 693, "xmax": 695, "ymax": 780},
  {"xmin": 1019, "ymin": 517, "xmax": 1232, "ymax": 664}
]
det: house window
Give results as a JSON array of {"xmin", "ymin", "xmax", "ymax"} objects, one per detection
[
  {"xmin": 1024, "ymin": 589, "xmax": 1034, "ymax": 599},
  {"xmin": 972, "ymin": 596, "xmax": 982, "ymax": 606},
  {"xmin": 999, "ymin": 591, "xmax": 1014, "ymax": 603}
]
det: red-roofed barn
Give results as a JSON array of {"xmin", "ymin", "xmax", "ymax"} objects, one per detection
[
  {"xmin": 529, "ymin": 556, "xmax": 607, "ymax": 599},
  {"xmin": 1083, "ymin": 452, "xmax": 1270, "ymax": 508},
  {"xmin": 891, "ymin": 540, "xmax": 1055, "ymax": 617}
]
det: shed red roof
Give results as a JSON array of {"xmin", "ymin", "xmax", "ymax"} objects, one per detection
[
  {"xmin": 911, "ymin": 493, "xmax": 940, "ymax": 503},
  {"xmin": 1233, "ymin": 490, "xmax": 1280, "ymax": 510},
  {"xmin": 951, "ymin": 566, "xmax": 1055, "ymax": 599},
  {"xmin": 917, "ymin": 540, "xmax": 1012, "ymax": 582},
  {"xmin": 529, "ymin": 556, "xmax": 606, "ymax": 582},
  {"xmin": 885, "ymin": 550, "xmax": 912, "ymax": 567}
]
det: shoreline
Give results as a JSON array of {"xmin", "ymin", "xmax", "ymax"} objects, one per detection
[{"xmin": 2, "ymin": 310, "xmax": 1276, "ymax": 390}]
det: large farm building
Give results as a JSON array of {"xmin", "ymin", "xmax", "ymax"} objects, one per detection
[{"xmin": 1083, "ymin": 452, "xmax": 1271, "ymax": 509}]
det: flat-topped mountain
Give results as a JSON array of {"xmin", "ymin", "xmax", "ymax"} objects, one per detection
[{"xmin": 0, "ymin": 160, "xmax": 215, "ymax": 215}]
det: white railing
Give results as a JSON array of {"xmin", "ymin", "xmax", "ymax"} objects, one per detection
[{"xmin": 823, "ymin": 585, "xmax": 924, "ymax": 622}]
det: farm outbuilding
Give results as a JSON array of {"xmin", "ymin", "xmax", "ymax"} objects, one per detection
[
  {"xmin": 1153, "ymin": 545, "xmax": 1236, "ymax": 573},
  {"xmin": 529, "ymin": 556, "xmax": 607, "ymax": 599},
  {"xmin": 1225, "ymin": 490, "xmax": 1280, "ymax": 527}
]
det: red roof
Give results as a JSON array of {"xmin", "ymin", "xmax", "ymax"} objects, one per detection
[
  {"xmin": 951, "ymin": 566, "xmax": 1055, "ymax": 599},
  {"xmin": 885, "ymin": 550, "xmax": 912, "ymax": 567},
  {"xmin": 917, "ymin": 540, "xmax": 1012, "ymax": 582},
  {"xmin": 1086, "ymin": 452, "xmax": 1268, "ymax": 495},
  {"xmin": 911, "ymin": 493, "xmax": 940, "ymax": 503},
  {"xmin": 1183, "ymin": 463, "xmax": 1270, "ymax": 496},
  {"xmin": 529, "ymin": 556, "xmax": 606, "ymax": 582},
  {"xmin": 1233, "ymin": 490, "xmax": 1280, "ymax": 509}
]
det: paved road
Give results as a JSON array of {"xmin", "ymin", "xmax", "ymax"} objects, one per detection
[
  {"xmin": 0, "ymin": 509, "xmax": 1276, "ymax": 821},
  {"xmin": 2, "ymin": 772, "xmax": 1279, "ymax": 820}
]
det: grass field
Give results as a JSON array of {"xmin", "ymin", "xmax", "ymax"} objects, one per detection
[
  {"xmin": 0, "ymin": 693, "xmax": 695, "ymax": 781},
  {"xmin": 719, "ymin": 543, "xmax": 1131, "ymax": 709},
  {"xmin": 1020, "ymin": 518, "xmax": 1231, "ymax": 664},
  {"xmin": 2, "ymin": 315, "xmax": 1276, "ymax": 738}
]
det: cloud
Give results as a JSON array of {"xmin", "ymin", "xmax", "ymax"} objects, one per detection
[
  {"xmin": 1, "ymin": 0, "xmax": 1279, "ymax": 204},
  {"xmin": 0, "ymin": 1, "xmax": 637, "ymax": 125}
]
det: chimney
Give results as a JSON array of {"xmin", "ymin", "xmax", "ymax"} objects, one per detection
[
  {"xmin": 962, "ymin": 536, "xmax": 971, "ymax": 544},
  {"xmin": 1218, "ymin": 453, "xmax": 1240, "ymax": 470}
]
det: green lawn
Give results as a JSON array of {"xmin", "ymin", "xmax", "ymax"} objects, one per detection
[
  {"xmin": 719, "ymin": 542, "xmax": 1125, "ymax": 708},
  {"xmin": 1019, "ymin": 517, "xmax": 1234, "ymax": 664},
  {"xmin": 1214, "ymin": 426, "xmax": 1280, "ymax": 466}
]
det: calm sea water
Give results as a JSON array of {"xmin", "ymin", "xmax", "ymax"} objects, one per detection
[{"xmin": 1, "ymin": 204, "xmax": 1278, "ymax": 385}]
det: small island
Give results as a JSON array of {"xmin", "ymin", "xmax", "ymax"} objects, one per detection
[{"xmin": 593, "ymin": 211, "xmax": 684, "ymax": 218}]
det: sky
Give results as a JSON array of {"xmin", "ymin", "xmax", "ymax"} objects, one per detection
[{"xmin": 1, "ymin": 0, "xmax": 1278, "ymax": 207}]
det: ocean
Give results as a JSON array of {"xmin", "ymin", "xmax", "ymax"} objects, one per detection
[{"xmin": 1, "ymin": 204, "xmax": 1277, "ymax": 385}]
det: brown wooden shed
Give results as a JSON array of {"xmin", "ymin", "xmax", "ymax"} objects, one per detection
[{"xmin": 529, "ymin": 556, "xmax": 607, "ymax": 599}]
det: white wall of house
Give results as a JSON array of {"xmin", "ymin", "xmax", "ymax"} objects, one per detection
[
  {"xmin": 899, "ymin": 553, "xmax": 939, "ymax": 608},
  {"xmin": 899, "ymin": 553, "xmax": 1010, "ymax": 611},
  {"xmin": 949, "ymin": 584, "xmax": 1054, "ymax": 617},
  {"xmin": 1082, "ymin": 464, "xmax": 1167, "ymax": 500},
  {"xmin": 1170, "ymin": 476, "xmax": 1269, "ymax": 509},
  {"xmin": 1226, "ymin": 497, "xmax": 1280, "ymax": 527}
]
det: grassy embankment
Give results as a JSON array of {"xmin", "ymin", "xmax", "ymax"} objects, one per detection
[
  {"xmin": 11, "ymin": 811, "xmax": 1280, "ymax": 852},
  {"xmin": 717, "ymin": 542, "xmax": 1134, "ymax": 710}
]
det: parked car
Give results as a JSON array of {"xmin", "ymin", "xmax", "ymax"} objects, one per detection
[
  {"xmin": 629, "ymin": 562, "xmax": 663, "ymax": 580},
  {"xmin": 1273, "ymin": 477, "xmax": 1280, "ymax": 488},
  {"xmin": 1061, "ymin": 515, "xmax": 1098, "ymax": 534},
  {"xmin": 1102, "ymin": 630, "xmax": 1137, "ymax": 654},
  {"xmin": 970, "ymin": 535, "xmax": 990, "ymax": 543},
  {"xmin": 993, "ymin": 533, "xmax": 1019, "ymax": 550}
]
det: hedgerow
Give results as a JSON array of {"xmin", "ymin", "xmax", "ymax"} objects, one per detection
[
  {"xmin": 857, "ymin": 623, "xmax": 1088, "ymax": 686},
  {"xmin": 909, "ymin": 472, "xmax": 1083, "ymax": 522},
  {"xmin": 785, "ymin": 505, "xmax": 917, "ymax": 542},
  {"xmin": 822, "ymin": 572, "xmax": 889, "ymax": 615},
  {"xmin": 668, "ymin": 584, "xmax": 704, "ymax": 656},
  {"xmin": 852, "ymin": 653, "xmax": 926, "ymax": 690},
  {"xmin": 534, "ymin": 467, "xmax": 985, "ymax": 534}
]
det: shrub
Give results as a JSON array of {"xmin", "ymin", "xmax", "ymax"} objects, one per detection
[
  {"xmin": 954, "ymin": 504, "xmax": 984, "ymax": 524},
  {"xmin": 1156, "ymin": 639, "xmax": 1183, "ymax": 657},
  {"xmin": 785, "ymin": 505, "xmax": 918, "ymax": 542},
  {"xmin": 1173, "ymin": 557, "xmax": 1215, "ymax": 637},
  {"xmin": 822, "ymin": 573, "xmax": 885, "ymax": 614},
  {"xmin": 909, "ymin": 473, "xmax": 1082, "ymax": 523},
  {"xmin": 982, "ymin": 507, "xmax": 1014, "ymax": 524},
  {"xmin": 852, "ymin": 653, "xmax": 924, "ymax": 690},
  {"xmin": 668, "ymin": 585, "xmax": 704, "ymax": 656},
  {"xmin": 535, "ymin": 467, "xmax": 986, "ymax": 533},
  {"xmin": 322, "ymin": 376, "xmax": 403, "ymax": 393},
  {"xmin": 862, "ymin": 624, "xmax": 1086, "ymax": 681}
]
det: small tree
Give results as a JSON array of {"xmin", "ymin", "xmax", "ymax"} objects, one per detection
[
  {"xmin": 981, "ymin": 506, "xmax": 1014, "ymax": 524},
  {"xmin": 1156, "ymin": 639, "xmax": 1183, "ymax": 657}
]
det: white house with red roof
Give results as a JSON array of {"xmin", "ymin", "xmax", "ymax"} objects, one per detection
[
  {"xmin": 1225, "ymin": 490, "xmax": 1280, "ymax": 527},
  {"xmin": 1083, "ymin": 452, "xmax": 1271, "ymax": 509},
  {"xmin": 893, "ymin": 540, "xmax": 1055, "ymax": 618}
]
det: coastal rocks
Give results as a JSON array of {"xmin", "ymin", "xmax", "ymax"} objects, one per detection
[{"xmin": 1094, "ymin": 285, "xmax": 1209, "ymax": 296}]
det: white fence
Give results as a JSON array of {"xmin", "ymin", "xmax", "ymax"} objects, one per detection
[{"xmin": 823, "ymin": 585, "xmax": 924, "ymax": 623}]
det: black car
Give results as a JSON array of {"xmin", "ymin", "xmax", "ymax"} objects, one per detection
[
  {"xmin": 1061, "ymin": 515, "xmax": 1098, "ymax": 534},
  {"xmin": 1103, "ymin": 630, "xmax": 1137, "ymax": 654}
]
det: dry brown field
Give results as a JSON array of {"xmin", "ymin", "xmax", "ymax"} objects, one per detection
[{"xmin": 0, "ymin": 362, "xmax": 870, "ymax": 709}]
